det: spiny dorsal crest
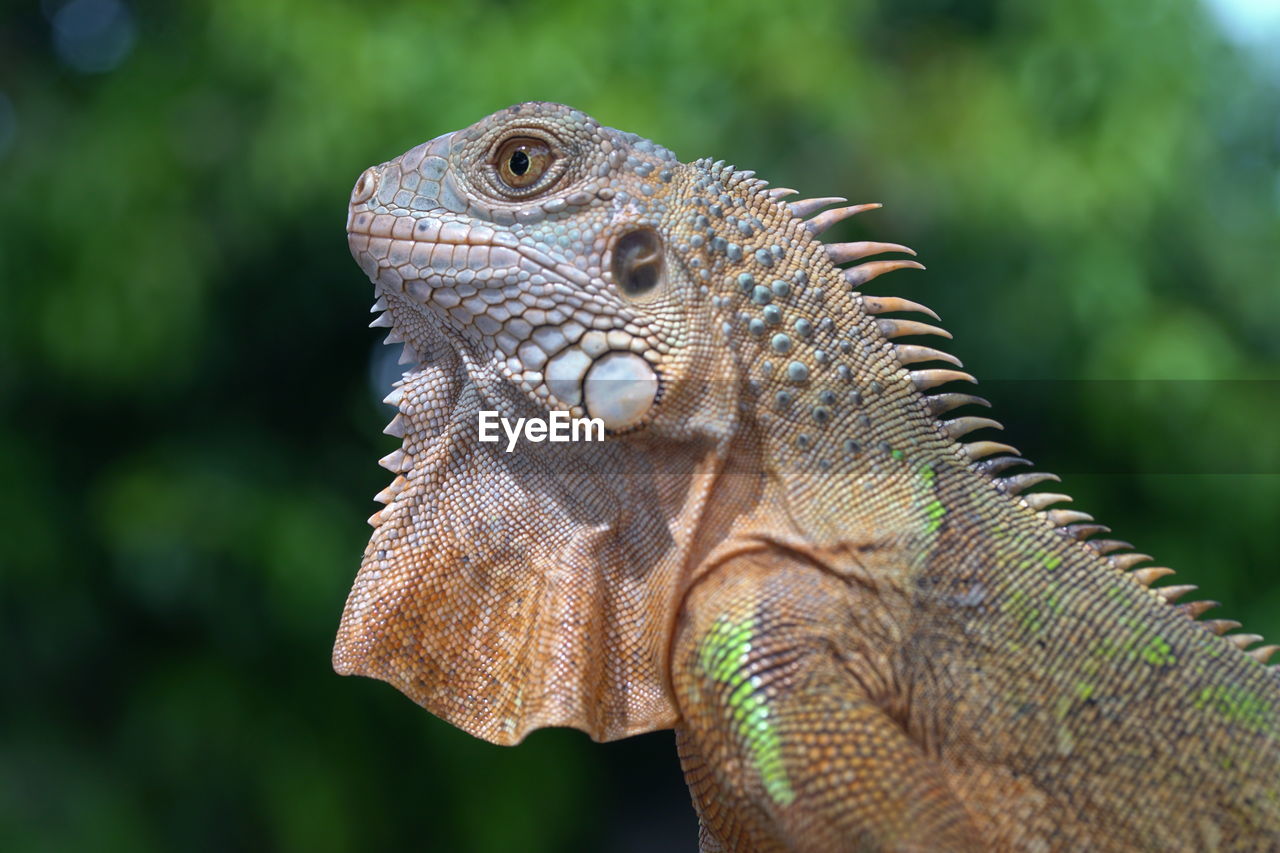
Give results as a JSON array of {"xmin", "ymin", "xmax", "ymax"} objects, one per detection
[{"xmin": 764, "ymin": 192, "xmax": 1275, "ymax": 668}]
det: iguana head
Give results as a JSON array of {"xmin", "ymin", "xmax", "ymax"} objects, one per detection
[{"xmin": 344, "ymin": 100, "xmax": 729, "ymax": 435}]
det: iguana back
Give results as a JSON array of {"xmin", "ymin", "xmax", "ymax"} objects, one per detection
[{"xmin": 334, "ymin": 102, "xmax": 1280, "ymax": 851}]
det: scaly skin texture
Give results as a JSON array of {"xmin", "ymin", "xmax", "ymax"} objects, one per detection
[{"xmin": 335, "ymin": 102, "xmax": 1280, "ymax": 851}]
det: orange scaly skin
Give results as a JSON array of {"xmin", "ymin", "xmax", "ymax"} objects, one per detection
[{"xmin": 335, "ymin": 102, "xmax": 1280, "ymax": 851}]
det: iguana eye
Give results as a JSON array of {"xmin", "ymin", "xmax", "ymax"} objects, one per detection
[
  {"xmin": 612, "ymin": 227, "xmax": 665, "ymax": 301},
  {"xmin": 496, "ymin": 137, "xmax": 552, "ymax": 189}
]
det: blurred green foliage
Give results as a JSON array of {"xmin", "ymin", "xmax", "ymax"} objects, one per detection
[{"xmin": 2, "ymin": 0, "xmax": 1278, "ymax": 850}]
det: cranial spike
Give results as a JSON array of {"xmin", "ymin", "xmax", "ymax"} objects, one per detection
[
  {"xmin": 1045, "ymin": 509, "xmax": 1094, "ymax": 526},
  {"xmin": 397, "ymin": 343, "xmax": 419, "ymax": 365},
  {"xmin": 878, "ymin": 318, "xmax": 952, "ymax": 340},
  {"xmin": 823, "ymin": 240, "xmax": 916, "ymax": 262},
  {"xmin": 1131, "ymin": 567, "xmax": 1175, "ymax": 586},
  {"xmin": 1157, "ymin": 584, "xmax": 1198, "ymax": 603},
  {"xmin": 1000, "ymin": 472, "xmax": 1061, "ymax": 495},
  {"xmin": 896, "ymin": 345, "xmax": 963, "ymax": 368},
  {"xmin": 860, "ymin": 295, "xmax": 941, "ymax": 321},
  {"xmin": 963, "ymin": 440, "xmax": 1020, "ymax": 460},
  {"xmin": 1228, "ymin": 633, "xmax": 1265, "ymax": 650},
  {"xmin": 382, "ymin": 387, "xmax": 405, "ymax": 407},
  {"xmin": 844, "ymin": 260, "xmax": 926, "ymax": 287},
  {"xmin": 383, "ymin": 414, "xmax": 407, "ymax": 438},
  {"xmin": 910, "ymin": 369, "xmax": 976, "ymax": 391},
  {"xmin": 385, "ymin": 329, "xmax": 405, "ymax": 345},
  {"xmin": 943, "ymin": 416, "xmax": 1003, "ymax": 439},
  {"xmin": 1179, "ymin": 600, "xmax": 1219, "ymax": 619},
  {"xmin": 1023, "ymin": 492, "xmax": 1072, "ymax": 511},
  {"xmin": 1063, "ymin": 523, "xmax": 1110, "ymax": 540},
  {"xmin": 378, "ymin": 449, "xmax": 409, "ymax": 473},
  {"xmin": 1109, "ymin": 553, "xmax": 1153, "ymax": 571},
  {"xmin": 766, "ymin": 187, "xmax": 799, "ymax": 200},
  {"xmin": 1203, "ymin": 619, "xmax": 1242, "ymax": 636},
  {"xmin": 370, "ymin": 312, "xmax": 394, "ymax": 328},
  {"xmin": 371, "ymin": 296, "xmax": 388, "ymax": 312},
  {"xmin": 925, "ymin": 393, "xmax": 990, "ymax": 416},
  {"xmin": 1249, "ymin": 645, "xmax": 1280, "ymax": 663},
  {"xmin": 367, "ymin": 509, "xmax": 385, "ymax": 527},
  {"xmin": 805, "ymin": 204, "xmax": 884, "ymax": 236},
  {"xmin": 788, "ymin": 196, "xmax": 847, "ymax": 218},
  {"xmin": 1086, "ymin": 539, "xmax": 1134, "ymax": 555}
]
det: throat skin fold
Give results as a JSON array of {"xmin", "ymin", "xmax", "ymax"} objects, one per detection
[{"xmin": 334, "ymin": 314, "xmax": 738, "ymax": 743}]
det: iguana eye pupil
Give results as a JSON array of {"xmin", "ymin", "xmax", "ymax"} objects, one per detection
[
  {"xmin": 625, "ymin": 262, "xmax": 658, "ymax": 295},
  {"xmin": 612, "ymin": 227, "xmax": 665, "ymax": 301},
  {"xmin": 495, "ymin": 137, "xmax": 552, "ymax": 190}
]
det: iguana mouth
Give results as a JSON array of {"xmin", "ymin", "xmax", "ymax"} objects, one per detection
[{"xmin": 347, "ymin": 166, "xmax": 663, "ymax": 429}]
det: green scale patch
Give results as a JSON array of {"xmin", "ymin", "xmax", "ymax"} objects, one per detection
[
  {"xmin": 1194, "ymin": 683, "xmax": 1280, "ymax": 737},
  {"xmin": 698, "ymin": 615, "xmax": 797, "ymax": 806}
]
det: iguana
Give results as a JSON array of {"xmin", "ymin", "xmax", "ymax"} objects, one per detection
[{"xmin": 334, "ymin": 101, "xmax": 1280, "ymax": 851}]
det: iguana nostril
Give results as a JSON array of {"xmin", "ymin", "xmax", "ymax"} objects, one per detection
[
  {"xmin": 611, "ymin": 227, "xmax": 665, "ymax": 300},
  {"xmin": 351, "ymin": 167, "xmax": 378, "ymax": 205}
]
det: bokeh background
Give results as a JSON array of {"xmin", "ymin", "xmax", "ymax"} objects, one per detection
[{"xmin": 3, "ymin": 0, "xmax": 1279, "ymax": 850}]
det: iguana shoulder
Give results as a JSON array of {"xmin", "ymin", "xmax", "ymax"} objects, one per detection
[{"xmin": 336, "ymin": 101, "xmax": 1280, "ymax": 850}]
